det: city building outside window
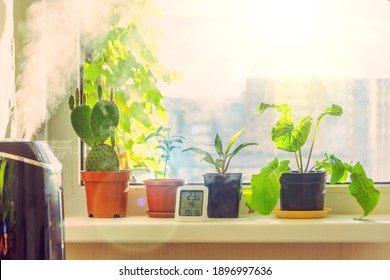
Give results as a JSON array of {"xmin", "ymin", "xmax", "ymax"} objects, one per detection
[{"xmin": 155, "ymin": 0, "xmax": 390, "ymax": 183}]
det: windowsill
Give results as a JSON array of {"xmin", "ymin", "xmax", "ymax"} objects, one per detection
[
  {"xmin": 63, "ymin": 185, "xmax": 390, "ymax": 244},
  {"xmin": 64, "ymin": 214, "xmax": 390, "ymax": 244}
]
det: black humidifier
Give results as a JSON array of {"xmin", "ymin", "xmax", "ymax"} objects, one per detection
[{"xmin": 0, "ymin": 141, "xmax": 64, "ymax": 260}]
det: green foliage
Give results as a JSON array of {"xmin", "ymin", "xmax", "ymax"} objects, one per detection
[
  {"xmin": 183, "ymin": 128, "xmax": 258, "ymax": 174},
  {"xmin": 82, "ymin": 0, "xmax": 178, "ymax": 173},
  {"xmin": 248, "ymin": 102, "xmax": 380, "ymax": 218},
  {"xmin": 346, "ymin": 162, "xmax": 380, "ymax": 218},
  {"xmin": 145, "ymin": 126, "xmax": 185, "ymax": 179},
  {"xmin": 69, "ymin": 85, "xmax": 120, "ymax": 171},
  {"xmin": 248, "ymin": 158, "xmax": 290, "ymax": 215},
  {"xmin": 0, "ymin": 159, "xmax": 16, "ymax": 238},
  {"xmin": 259, "ymin": 102, "xmax": 342, "ymax": 172}
]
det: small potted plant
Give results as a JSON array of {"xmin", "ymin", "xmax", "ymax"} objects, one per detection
[
  {"xmin": 143, "ymin": 126, "xmax": 186, "ymax": 218},
  {"xmin": 247, "ymin": 102, "xmax": 380, "ymax": 219},
  {"xmin": 69, "ymin": 85, "xmax": 131, "ymax": 218},
  {"xmin": 183, "ymin": 128, "xmax": 257, "ymax": 218}
]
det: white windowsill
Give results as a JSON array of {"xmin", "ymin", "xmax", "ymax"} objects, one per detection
[
  {"xmin": 64, "ymin": 214, "xmax": 390, "ymax": 243},
  {"xmin": 64, "ymin": 185, "xmax": 390, "ymax": 244}
]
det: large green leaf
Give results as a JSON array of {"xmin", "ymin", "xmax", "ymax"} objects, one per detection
[
  {"xmin": 258, "ymin": 102, "xmax": 291, "ymax": 115},
  {"xmin": 324, "ymin": 104, "xmax": 343, "ymax": 117},
  {"xmin": 348, "ymin": 163, "xmax": 380, "ymax": 217},
  {"xmin": 145, "ymin": 88, "xmax": 164, "ymax": 110},
  {"xmin": 326, "ymin": 154, "xmax": 346, "ymax": 184},
  {"xmin": 271, "ymin": 114, "xmax": 312, "ymax": 152},
  {"xmin": 315, "ymin": 104, "xmax": 343, "ymax": 132},
  {"xmin": 129, "ymin": 102, "xmax": 152, "ymax": 128},
  {"xmin": 250, "ymin": 158, "xmax": 290, "ymax": 215},
  {"xmin": 83, "ymin": 63, "xmax": 102, "ymax": 82}
]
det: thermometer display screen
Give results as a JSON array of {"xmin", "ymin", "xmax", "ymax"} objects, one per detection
[{"xmin": 178, "ymin": 190, "xmax": 204, "ymax": 216}]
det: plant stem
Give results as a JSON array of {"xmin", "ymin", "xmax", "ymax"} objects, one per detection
[
  {"xmin": 305, "ymin": 119, "xmax": 321, "ymax": 173},
  {"xmin": 223, "ymin": 158, "xmax": 231, "ymax": 174},
  {"xmin": 294, "ymin": 152, "xmax": 301, "ymax": 173},
  {"xmin": 298, "ymin": 149, "xmax": 304, "ymax": 173},
  {"xmin": 163, "ymin": 157, "xmax": 168, "ymax": 179}
]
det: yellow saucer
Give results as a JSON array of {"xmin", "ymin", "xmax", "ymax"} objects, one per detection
[{"xmin": 273, "ymin": 208, "xmax": 330, "ymax": 219}]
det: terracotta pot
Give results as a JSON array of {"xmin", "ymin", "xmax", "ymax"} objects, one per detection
[
  {"xmin": 144, "ymin": 179, "xmax": 186, "ymax": 218},
  {"xmin": 81, "ymin": 170, "xmax": 130, "ymax": 218}
]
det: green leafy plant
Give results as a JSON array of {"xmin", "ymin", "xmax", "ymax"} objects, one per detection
[
  {"xmin": 247, "ymin": 102, "xmax": 380, "ymax": 219},
  {"xmin": 69, "ymin": 84, "xmax": 120, "ymax": 171},
  {"xmin": 82, "ymin": 1, "xmax": 180, "ymax": 174},
  {"xmin": 183, "ymin": 128, "xmax": 258, "ymax": 174},
  {"xmin": 145, "ymin": 127, "xmax": 185, "ymax": 179},
  {"xmin": 0, "ymin": 159, "xmax": 16, "ymax": 257}
]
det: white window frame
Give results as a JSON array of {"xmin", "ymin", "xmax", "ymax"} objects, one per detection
[{"xmin": 34, "ymin": 0, "xmax": 389, "ymax": 218}]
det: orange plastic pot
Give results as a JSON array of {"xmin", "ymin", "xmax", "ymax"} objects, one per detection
[
  {"xmin": 81, "ymin": 170, "xmax": 130, "ymax": 218},
  {"xmin": 143, "ymin": 179, "xmax": 186, "ymax": 218}
]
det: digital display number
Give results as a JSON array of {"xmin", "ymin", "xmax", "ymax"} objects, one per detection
[
  {"xmin": 179, "ymin": 190, "xmax": 204, "ymax": 216},
  {"xmin": 175, "ymin": 186, "xmax": 208, "ymax": 222}
]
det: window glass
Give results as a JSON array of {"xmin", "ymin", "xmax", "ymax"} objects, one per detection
[{"xmin": 154, "ymin": 0, "xmax": 390, "ymax": 183}]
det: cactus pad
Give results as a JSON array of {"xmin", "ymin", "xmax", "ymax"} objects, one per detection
[
  {"xmin": 69, "ymin": 85, "xmax": 121, "ymax": 172},
  {"xmin": 85, "ymin": 144, "xmax": 120, "ymax": 171},
  {"xmin": 70, "ymin": 105, "xmax": 97, "ymax": 147},
  {"xmin": 90, "ymin": 99, "xmax": 120, "ymax": 145}
]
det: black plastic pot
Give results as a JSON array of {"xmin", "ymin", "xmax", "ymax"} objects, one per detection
[
  {"xmin": 279, "ymin": 171, "xmax": 326, "ymax": 211},
  {"xmin": 203, "ymin": 173, "xmax": 242, "ymax": 218}
]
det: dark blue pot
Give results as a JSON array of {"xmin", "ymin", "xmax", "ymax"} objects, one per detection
[
  {"xmin": 280, "ymin": 171, "xmax": 326, "ymax": 211},
  {"xmin": 203, "ymin": 173, "xmax": 242, "ymax": 218}
]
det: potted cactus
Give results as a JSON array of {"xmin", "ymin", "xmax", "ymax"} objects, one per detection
[{"xmin": 69, "ymin": 84, "xmax": 130, "ymax": 218}]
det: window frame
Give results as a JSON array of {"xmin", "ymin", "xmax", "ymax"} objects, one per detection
[{"xmin": 40, "ymin": 0, "xmax": 390, "ymax": 217}]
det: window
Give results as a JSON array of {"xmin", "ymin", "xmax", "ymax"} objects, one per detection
[
  {"xmin": 153, "ymin": 0, "xmax": 390, "ymax": 182},
  {"xmin": 7, "ymin": 0, "xmax": 388, "ymax": 219},
  {"xmin": 13, "ymin": 0, "xmax": 390, "ymax": 185}
]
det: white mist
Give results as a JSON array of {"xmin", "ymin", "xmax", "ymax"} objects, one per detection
[{"xmin": 0, "ymin": 0, "xmax": 15, "ymax": 139}]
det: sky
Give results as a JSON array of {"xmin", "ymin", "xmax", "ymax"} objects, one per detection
[{"xmin": 154, "ymin": 0, "xmax": 390, "ymax": 99}]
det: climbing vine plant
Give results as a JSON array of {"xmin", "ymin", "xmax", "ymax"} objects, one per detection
[{"xmin": 82, "ymin": 0, "xmax": 179, "ymax": 177}]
